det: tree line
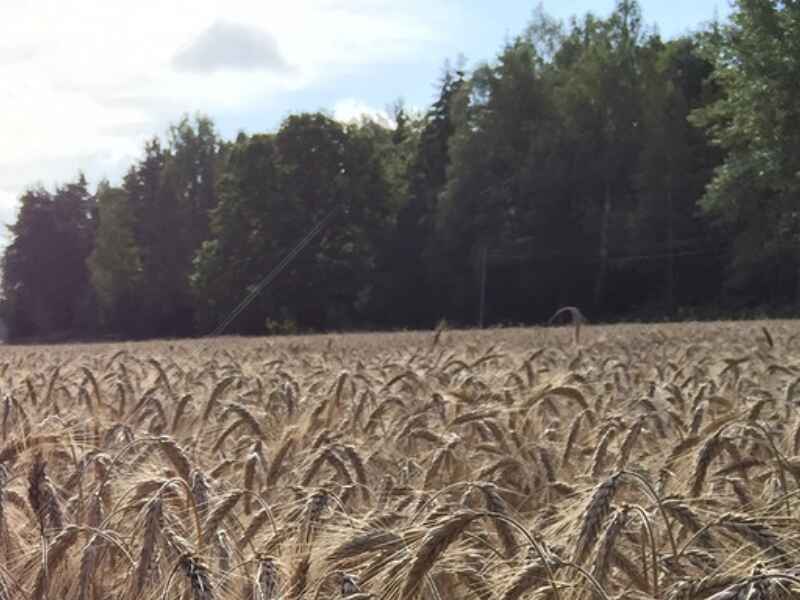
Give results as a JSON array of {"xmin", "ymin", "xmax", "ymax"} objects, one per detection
[{"xmin": 3, "ymin": 0, "xmax": 797, "ymax": 341}]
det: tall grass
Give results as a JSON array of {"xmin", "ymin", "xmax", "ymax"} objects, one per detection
[{"xmin": 0, "ymin": 321, "xmax": 797, "ymax": 599}]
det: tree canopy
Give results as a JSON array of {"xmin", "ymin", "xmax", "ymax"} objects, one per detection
[{"xmin": 3, "ymin": 1, "xmax": 797, "ymax": 341}]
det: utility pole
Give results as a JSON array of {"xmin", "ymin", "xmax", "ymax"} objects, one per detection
[
  {"xmin": 667, "ymin": 187, "xmax": 675, "ymax": 316},
  {"xmin": 478, "ymin": 243, "xmax": 488, "ymax": 329}
]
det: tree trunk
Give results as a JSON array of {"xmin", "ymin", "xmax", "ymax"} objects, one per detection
[
  {"xmin": 478, "ymin": 243, "xmax": 488, "ymax": 328},
  {"xmin": 594, "ymin": 181, "xmax": 612, "ymax": 310},
  {"xmin": 666, "ymin": 188, "xmax": 675, "ymax": 316},
  {"xmin": 794, "ymin": 255, "xmax": 800, "ymax": 307}
]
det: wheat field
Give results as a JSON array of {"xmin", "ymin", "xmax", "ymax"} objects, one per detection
[{"xmin": 0, "ymin": 321, "xmax": 799, "ymax": 600}]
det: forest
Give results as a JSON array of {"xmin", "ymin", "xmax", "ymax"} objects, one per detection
[{"xmin": 3, "ymin": 0, "xmax": 798, "ymax": 341}]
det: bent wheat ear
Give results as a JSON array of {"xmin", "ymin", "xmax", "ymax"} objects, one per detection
[
  {"xmin": 289, "ymin": 553, "xmax": 310, "ymax": 600},
  {"xmin": 327, "ymin": 529, "xmax": 403, "ymax": 562},
  {"xmin": 548, "ymin": 306, "xmax": 586, "ymax": 345},
  {"xmin": 502, "ymin": 552, "xmax": 561, "ymax": 600},
  {"xmin": 192, "ymin": 470, "xmax": 211, "ymax": 519},
  {"xmin": 203, "ymin": 491, "xmax": 242, "ymax": 545},
  {"xmin": 479, "ymin": 484, "xmax": 517, "ymax": 557},
  {"xmin": 179, "ymin": 553, "xmax": 214, "ymax": 600},
  {"xmin": 203, "ymin": 376, "xmax": 236, "ymax": 421},
  {"xmin": 172, "ymin": 393, "xmax": 193, "ymax": 432},
  {"xmin": 616, "ymin": 418, "xmax": 643, "ymax": 471},
  {"xmin": 590, "ymin": 426, "xmax": 617, "ymax": 478},
  {"xmin": 78, "ymin": 533, "xmax": 103, "ymax": 600},
  {"xmin": 133, "ymin": 497, "xmax": 163, "ymax": 597},
  {"xmin": 593, "ymin": 506, "xmax": 630, "ymax": 588},
  {"xmin": 341, "ymin": 573, "xmax": 361, "ymax": 596},
  {"xmin": 717, "ymin": 513, "xmax": 786, "ymax": 564},
  {"xmin": 301, "ymin": 489, "xmax": 329, "ymax": 544},
  {"xmin": 574, "ymin": 473, "xmax": 621, "ymax": 565},
  {"xmin": 690, "ymin": 433, "xmax": 724, "ymax": 497},
  {"xmin": 401, "ymin": 511, "xmax": 481, "ymax": 599},
  {"xmin": 266, "ymin": 434, "xmax": 295, "ymax": 488},
  {"xmin": 32, "ymin": 525, "xmax": 80, "ymax": 600},
  {"xmin": 27, "ymin": 451, "xmax": 63, "ymax": 533},
  {"xmin": 562, "ymin": 411, "xmax": 584, "ymax": 467},
  {"xmin": 27, "ymin": 452, "xmax": 47, "ymax": 532},
  {"xmin": 254, "ymin": 555, "xmax": 279, "ymax": 600},
  {"xmin": 158, "ymin": 436, "xmax": 192, "ymax": 482}
]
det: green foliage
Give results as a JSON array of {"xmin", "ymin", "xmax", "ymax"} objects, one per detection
[
  {"xmin": 435, "ymin": 0, "xmax": 723, "ymax": 320},
  {"xmin": 264, "ymin": 316, "xmax": 298, "ymax": 336},
  {"xmin": 89, "ymin": 183, "xmax": 143, "ymax": 332},
  {"xmin": 690, "ymin": 0, "xmax": 800, "ymax": 304},
  {"xmin": 192, "ymin": 114, "xmax": 392, "ymax": 334},
  {"xmin": 122, "ymin": 116, "xmax": 224, "ymax": 337},
  {"xmin": 7, "ymin": 1, "xmax": 796, "ymax": 339},
  {"xmin": 2, "ymin": 176, "xmax": 96, "ymax": 339}
]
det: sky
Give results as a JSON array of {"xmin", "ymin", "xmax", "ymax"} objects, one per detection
[{"xmin": 0, "ymin": 0, "xmax": 731, "ymax": 241}]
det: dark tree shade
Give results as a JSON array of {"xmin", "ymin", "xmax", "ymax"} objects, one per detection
[
  {"xmin": 8, "ymin": 1, "xmax": 798, "ymax": 341},
  {"xmin": 2, "ymin": 175, "xmax": 96, "ymax": 339}
]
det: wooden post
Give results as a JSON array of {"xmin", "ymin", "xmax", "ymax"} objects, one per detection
[{"xmin": 479, "ymin": 244, "xmax": 488, "ymax": 329}]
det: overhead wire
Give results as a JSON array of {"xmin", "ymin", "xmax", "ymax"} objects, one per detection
[{"xmin": 210, "ymin": 205, "xmax": 342, "ymax": 336}]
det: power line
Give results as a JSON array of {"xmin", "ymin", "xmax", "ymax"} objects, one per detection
[
  {"xmin": 487, "ymin": 245, "xmax": 727, "ymax": 265},
  {"xmin": 607, "ymin": 247, "xmax": 727, "ymax": 264},
  {"xmin": 477, "ymin": 242, "xmax": 728, "ymax": 324},
  {"xmin": 210, "ymin": 205, "xmax": 341, "ymax": 337}
]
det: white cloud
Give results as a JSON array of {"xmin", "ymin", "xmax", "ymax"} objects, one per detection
[
  {"xmin": 0, "ymin": 190, "xmax": 17, "ymax": 239},
  {"xmin": 172, "ymin": 21, "xmax": 290, "ymax": 74},
  {"xmin": 333, "ymin": 98, "xmax": 393, "ymax": 126},
  {"xmin": 0, "ymin": 0, "xmax": 454, "ymax": 242}
]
